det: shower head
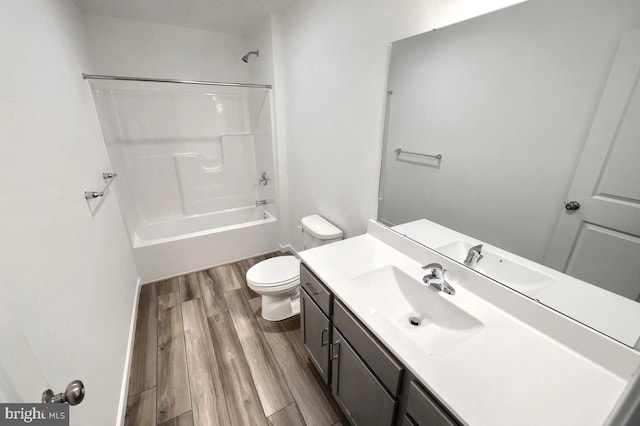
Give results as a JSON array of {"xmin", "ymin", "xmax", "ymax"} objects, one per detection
[{"xmin": 242, "ymin": 50, "xmax": 260, "ymax": 63}]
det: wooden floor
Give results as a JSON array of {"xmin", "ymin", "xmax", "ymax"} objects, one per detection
[{"xmin": 125, "ymin": 253, "xmax": 348, "ymax": 426}]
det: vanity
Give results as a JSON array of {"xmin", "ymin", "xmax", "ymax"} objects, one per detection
[{"xmin": 298, "ymin": 221, "xmax": 640, "ymax": 425}]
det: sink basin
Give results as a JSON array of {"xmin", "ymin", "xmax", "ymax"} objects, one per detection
[
  {"xmin": 346, "ymin": 265, "xmax": 483, "ymax": 356},
  {"xmin": 437, "ymin": 241, "xmax": 554, "ymax": 295}
]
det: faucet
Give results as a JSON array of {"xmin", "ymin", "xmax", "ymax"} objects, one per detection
[
  {"xmin": 258, "ymin": 171, "xmax": 270, "ymax": 186},
  {"xmin": 422, "ymin": 263, "xmax": 455, "ymax": 295},
  {"xmin": 255, "ymin": 200, "xmax": 267, "ymax": 206},
  {"xmin": 464, "ymin": 244, "xmax": 484, "ymax": 269}
]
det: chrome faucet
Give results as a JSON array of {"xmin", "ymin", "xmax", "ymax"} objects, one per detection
[
  {"xmin": 422, "ymin": 263, "xmax": 455, "ymax": 295},
  {"xmin": 258, "ymin": 171, "xmax": 270, "ymax": 186},
  {"xmin": 464, "ymin": 244, "xmax": 484, "ymax": 269},
  {"xmin": 255, "ymin": 199, "xmax": 267, "ymax": 206}
]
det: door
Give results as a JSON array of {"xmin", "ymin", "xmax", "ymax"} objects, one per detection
[
  {"xmin": 545, "ymin": 31, "xmax": 640, "ymax": 301},
  {"xmin": 0, "ymin": 297, "xmax": 49, "ymax": 403},
  {"xmin": 300, "ymin": 288, "xmax": 331, "ymax": 384},
  {"xmin": 331, "ymin": 329, "xmax": 396, "ymax": 426}
]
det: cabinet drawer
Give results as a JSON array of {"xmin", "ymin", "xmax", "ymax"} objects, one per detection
[
  {"xmin": 300, "ymin": 264, "xmax": 332, "ymax": 316},
  {"xmin": 406, "ymin": 381, "xmax": 458, "ymax": 426},
  {"xmin": 333, "ymin": 299, "xmax": 403, "ymax": 396}
]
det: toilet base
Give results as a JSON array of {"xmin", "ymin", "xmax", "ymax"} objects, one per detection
[{"xmin": 261, "ymin": 289, "xmax": 300, "ymax": 321}]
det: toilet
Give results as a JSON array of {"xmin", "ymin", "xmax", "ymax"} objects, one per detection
[{"xmin": 247, "ymin": 214, "xmax": 343, "ymax": 321}]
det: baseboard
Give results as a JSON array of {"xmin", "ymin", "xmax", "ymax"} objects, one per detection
[
  {"xmin": 280, "ymin": 243, "xmax": 298, "ymax": 257},
  {"xmin": 116, "ymin": 277, "xmax": 142, "ymax": 426}
]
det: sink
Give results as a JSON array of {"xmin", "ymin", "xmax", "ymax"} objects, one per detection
[
  {"xmin": 346, "ymin": 265, "xmax": 483, "ymax": 356},
  {"xmin": 436, "ymin": 241, "xmax": 555, "ymax": 295}
]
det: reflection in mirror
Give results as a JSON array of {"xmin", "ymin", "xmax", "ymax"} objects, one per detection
[{"xmin": 378, "ymin": 0, "xmax": 640, "ymax": 347}]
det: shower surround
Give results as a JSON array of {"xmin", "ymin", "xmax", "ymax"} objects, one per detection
[{"xmin": 89, "ymin": 78, "xmax": 278, "ymax": 282}]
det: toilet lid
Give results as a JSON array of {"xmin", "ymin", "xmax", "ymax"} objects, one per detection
[{"xmin": 246, "ymin": 255, "xmax": 300, "ymax": 286}]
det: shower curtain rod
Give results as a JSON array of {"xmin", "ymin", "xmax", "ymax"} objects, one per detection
[{"xmin": 82, "ymin": 73, "xmax": 272, "ymax": 89}]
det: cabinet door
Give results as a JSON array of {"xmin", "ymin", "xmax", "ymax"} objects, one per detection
[
  {"xmin": 405, "ymin": 381, "xmax": 458, "ymax": 426},
  {"xmin": 301, "ymin": 288, "xmax": 331, "ymax": 384},
  {"xmin": 334, "ymin": 299, "xmax": 403, "ymax": 396},
  {"xmin": 401, "ymin": 415, "xmax": 418, "ymax": 426},
  {"xmin": 331, "ymin": 329, "xmax": 396, "ymax": 426}
]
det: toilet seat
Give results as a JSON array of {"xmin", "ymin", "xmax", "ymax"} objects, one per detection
[{"xmin": 246, "ymin": 256, "xmax": 300, "ymax": 290}]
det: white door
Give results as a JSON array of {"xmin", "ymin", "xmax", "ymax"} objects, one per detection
[
  {"xmin": 0, "ymin": 298, "xmax": 50, "ymax": 403},
  {"xmin": 545, "ymin": 31, "xmax": 640, "ymax": 301}
]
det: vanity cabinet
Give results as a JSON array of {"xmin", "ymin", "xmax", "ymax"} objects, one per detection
[{"xmin": 300, "ymin": 263, "xmax": 460, "ymax": 426}]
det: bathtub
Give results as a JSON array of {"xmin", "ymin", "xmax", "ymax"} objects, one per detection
[{"xmin": 133, "ymin": 206, "xmax": 279, "ymax": 283}]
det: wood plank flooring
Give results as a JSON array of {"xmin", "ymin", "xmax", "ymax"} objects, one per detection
[
  {"xmin": 157, "ymin": 292, "xmax": 190, "ymax": 423},
  {"xmin": 125, "ymin": 253, "xmax": 347, "ymax": 426}
]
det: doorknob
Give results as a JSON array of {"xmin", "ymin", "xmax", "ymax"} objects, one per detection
[
  {"xmin": 42, "ymin": 380, "xmax": 85, "ymax": 405},
  {"xmin": 565, "ymin": 201, "xmax": 581, "ymax": 211}
]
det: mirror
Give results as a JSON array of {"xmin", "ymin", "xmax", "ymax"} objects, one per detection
[{"xmin": 378, "ymin": 0, "xmax": 640, "ymax": 346}]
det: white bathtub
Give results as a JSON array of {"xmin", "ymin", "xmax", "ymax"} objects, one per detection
[{"xmin": 133, "ymin": 206, "xmax": 279, "ymax": 283}]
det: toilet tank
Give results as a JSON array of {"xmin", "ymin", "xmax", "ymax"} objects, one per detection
[{"xmin": 301, "ymin": 215, "xmax": 343, "ymax": 249}]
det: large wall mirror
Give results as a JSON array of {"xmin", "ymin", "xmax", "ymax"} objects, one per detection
[{"xmin": 379, "ymin": 0, "xmax": 640, "ymax": 347}]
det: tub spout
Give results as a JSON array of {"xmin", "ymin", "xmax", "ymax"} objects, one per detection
[{"xmin": 256, "ymin": 200, "xmax": 267, "ymax": 206}]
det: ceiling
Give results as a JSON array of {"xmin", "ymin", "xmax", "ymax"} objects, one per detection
[{"xmin": 71, "ymin": 0, "xmax": 300, "ymax": 36}]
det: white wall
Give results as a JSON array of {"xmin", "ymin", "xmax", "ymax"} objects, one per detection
[
  {"xmin": 83, "ymin": 15, "xmax": 249, "ymax": 82},
  {"xmin": 244, "ymin": 19, "xmax": 278, "ymax": 229},
  {"xmin": 276, "ymin": 0, "xmax": 525, "ymax": 249},
  {"xmin": 244, "ymin": 15, "xmax": 293, "ymax": 250},
  {"xmin": 0, "ymin": 1, "xmax": 139, "ymax": 425}
]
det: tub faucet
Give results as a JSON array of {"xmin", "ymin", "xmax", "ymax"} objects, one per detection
[
  {"xmin": 255, "ymin": 200, "xmax": 267, "ymax": 206},
  {"xmin": 258, "ymin": 171, "xmax": 270, "ymax": 186},
  {"xmin": 464, "ymin": 244, "xmax": 484, "ymax": 269},
  {"xmin": 422, "ymin": 263, "xmax": 455, "ymax": 295}
]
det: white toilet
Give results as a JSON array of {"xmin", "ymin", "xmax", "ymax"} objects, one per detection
[{"xmin": 246, "ymin": 214, "xmax": 343, "ymax": 321}]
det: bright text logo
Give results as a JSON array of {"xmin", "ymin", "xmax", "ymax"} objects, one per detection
[{"xmin": 0, "ymin": 404, "xmax": 68, "ymax": 426}]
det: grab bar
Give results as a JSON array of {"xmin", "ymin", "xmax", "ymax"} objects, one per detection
[{"xmin": 395, "ymin": 148, "xmax": 442, "ymax": 160}]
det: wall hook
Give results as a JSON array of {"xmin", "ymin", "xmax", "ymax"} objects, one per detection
[{"xmin": 84, "ymin": 191, "xmax": 104, "ymax": 200}]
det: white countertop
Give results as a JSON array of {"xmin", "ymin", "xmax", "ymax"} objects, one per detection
[{"xmin": 299, "ymin": 221, "xmax": 640, "ymax": 426}]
